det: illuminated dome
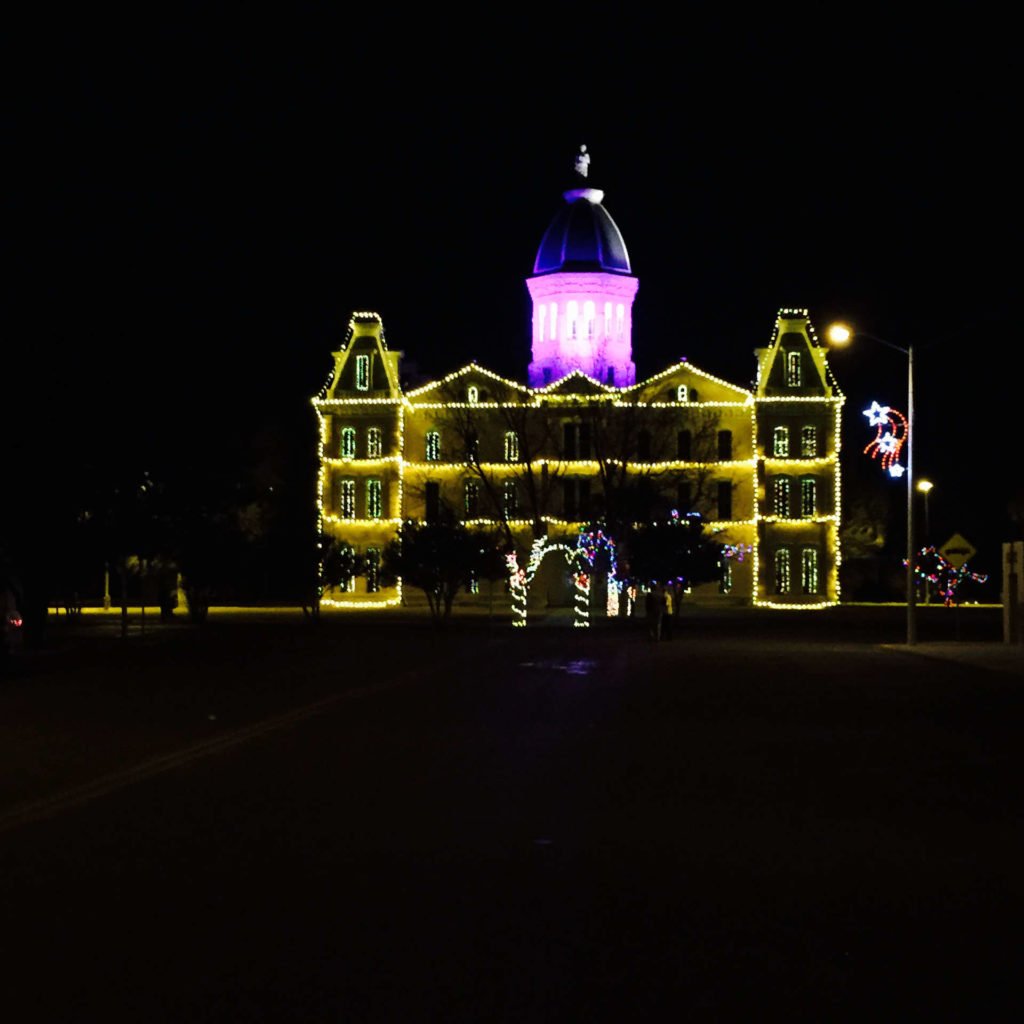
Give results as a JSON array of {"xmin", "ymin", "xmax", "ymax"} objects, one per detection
[{"xmin": 533, "ymin": 184, "xmax": 632, "ymax": 275}]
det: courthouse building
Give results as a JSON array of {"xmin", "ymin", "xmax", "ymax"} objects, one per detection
[{"xmin": 313, "ymin": 155, "xmax": 844, "ymax": 610}]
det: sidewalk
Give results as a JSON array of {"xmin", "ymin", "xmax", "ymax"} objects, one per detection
[{"xmin": 885, "ymin": 640, "xmax": 1024, "ymax": 677}]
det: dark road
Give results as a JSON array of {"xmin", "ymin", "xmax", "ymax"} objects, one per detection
[{"xmin": 2, "ymin": 610, "xmax": 1022, "ymax": 1020}]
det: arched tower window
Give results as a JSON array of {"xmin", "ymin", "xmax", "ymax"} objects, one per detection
[
  {"xmin": 467, "ymin": 385, "xmax": 479, "ymax": 404},
  {"xmin": 772, "ymin": 426, "xmax": 789, "ymax": 457},
  {"xmin": 774, "ymin": 549, "xmax": 791, "ymax": 594},
  {"xmin": 340, "ymin": 427, "xmax": 356, "ymax": 459}
]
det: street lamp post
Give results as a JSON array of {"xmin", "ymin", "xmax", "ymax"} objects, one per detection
[
  {"xmin": 827, "ymin": 324, "xmax": 917, "ymax": 645},
  {"xmin": 917, "ymin": 479, "xmax": 934, "ymax": 604}
]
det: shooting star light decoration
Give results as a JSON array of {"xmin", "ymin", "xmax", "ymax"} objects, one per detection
[{"xmin": 863, "ymin": 401, "xmax": 908, "ymax": 478}]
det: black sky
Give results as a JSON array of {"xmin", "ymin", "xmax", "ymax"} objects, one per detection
[{"xmin": 11, "ymin": 14, "xmax": 1019, "ymax": 564}]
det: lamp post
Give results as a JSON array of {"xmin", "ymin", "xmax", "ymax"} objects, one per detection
[
  {"xmin": 917, "ymin": 479, "xmax": 933, "ymax": 541},
  {"xmin": 917, "ymin": 479, "xmax": 934, "ymax": 604},
  {"xmin": 827, "ymin": 323, "xmax": 917, "ymax": 645}
]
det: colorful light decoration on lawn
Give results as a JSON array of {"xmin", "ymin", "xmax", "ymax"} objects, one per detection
[
  {"xmin": 863, "ymin": 401, "xmax": 908, "ymax": 478},
  {"xmin": 904, "ymin": 545, "xmax": 989, "ymax": 606}
]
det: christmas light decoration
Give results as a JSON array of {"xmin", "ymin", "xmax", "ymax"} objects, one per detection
[
  {"xmin": 863, "ymin": 401, "xmax": 908, "ymax": 478},
  {"xmin": 904, "ymin": 546, "xmax": 990, "ymax": 606}
]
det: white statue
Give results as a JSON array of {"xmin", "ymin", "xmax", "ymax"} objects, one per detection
[{"xmin": 574, "ymin": 144, "xmax": 590, "ymax": 178}]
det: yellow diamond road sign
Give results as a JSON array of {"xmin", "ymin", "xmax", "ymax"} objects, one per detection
[{"xmin": 940, "ymin": 533, "xmax": 976, "ymax": 569}]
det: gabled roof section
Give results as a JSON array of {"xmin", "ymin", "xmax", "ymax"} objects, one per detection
[
  {"xmin": 628, "ymin": 360, "xmax": 753, "ymax": 405},
  {"xmin": 754, "ymin": 309, "xmax": 841, "ymax": 399},
  {"xmin": 535, "ymin": 369, "xmax": 613, "ymax": 397},
  {"xmin": 404, "ymin": 362, "xmax": 533, "ymax": 405},
  {"xmin": 317, "ymin": 312, "xmax": 403, "ymax": 401}
]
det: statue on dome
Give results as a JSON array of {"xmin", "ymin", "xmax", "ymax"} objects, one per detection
[{"xmin": 574, "ymin": 144, "xmax": 590, "ymax": 178}]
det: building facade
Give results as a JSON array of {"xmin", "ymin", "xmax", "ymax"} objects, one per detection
[{"xmin": 313, "ymin": 157, "xmax": 843, "ymax": 611}]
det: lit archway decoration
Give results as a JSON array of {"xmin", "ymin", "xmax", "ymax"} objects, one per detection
[
  {"xmin": 863, "ymin": 400, "xmax": 908, "ymax": 478},
  {"xmin": 506, "ymin": 529, "xmax": 619, "ymax": 628}
]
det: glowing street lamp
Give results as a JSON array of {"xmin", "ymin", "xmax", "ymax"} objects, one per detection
[
  {"xmin": 916, "ymin": 479, "xmax": 934, "ymax": 541},
  {"xmin": 827, "ymin": 322, "xmax": 918, "ymax": 645}
]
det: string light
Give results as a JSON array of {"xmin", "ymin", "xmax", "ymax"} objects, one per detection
[{"xmin": 315, "ymin": 306, "xmax": 843, "ymax": 613}]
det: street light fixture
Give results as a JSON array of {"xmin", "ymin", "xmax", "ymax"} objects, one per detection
[
  {"xmin": 916, "ymin": 479, "xmax": 934, "ymax": 541},
  {"xmin": 826, "ymin": 322, "xmax": 917, "ymax": 645}
]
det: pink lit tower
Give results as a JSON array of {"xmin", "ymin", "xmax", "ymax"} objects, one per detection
[{"xmin": 527, "ymin": 145, "xmax": 639, "ymax": 388}]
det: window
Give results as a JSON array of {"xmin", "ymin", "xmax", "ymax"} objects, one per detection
[
  {"xmin": 772, "ymin": 426, "xmax": 789, "ymax": 457},
  {"xmin": 606, "ymin": 367, "xmax": 615, "ymax": 385},
  {"xmin": 339, "ymin": 479, "xmax": 356, "ymax": 519},
  {"xmin": 503, "ymin": 479, "xmax": 518, "ymax": 516},
  {"xmin": 604, "ymin": 302, "xmax": 612, "ymax": 335},
  {"xmin": 616, "ymin": 304, "xmax": 624, "ymax": 338},
  {"xmin": 717, "ymin": 481, "xmax": 732, "ymax": 520},
  {"xmin": 584, "ymin": 300, "xmax": 595, "ymax": 339},
  {"xmin": 425, "ymin": 482, "xmax": 440, "ymax": 522},
  {"xmin": 464, "ymin": 480, "xmax": 479, "ymax": 517},
  {"xmin": 367, "ymin": 427, "xmax": 382, "ymax": 458},
  {"xmin": 366, "ymin": 479, "xmax": 383, "ymax": 519},
  {"xmin": 504, "ymin": 431, "xmax": 519, "ymax": 462},
  {"xmin": 774, "ymin": 549, "xmax": 791, "ymax": 594},
  {"xmin": 467, "ymin": 385, "xmax": 479, "ymax": 404},
  {"xmin": 801, "ymin": 425, "xmax": 818, "ymax": 457},
  {"xmin": 677, "ymin": 430, "xmax": 691, "ymax": 459},
  {"xmin": 366, "ymin": 548, "xmax": 380, "ymax": 593},
  {"xmin": 538, "ymin": 305, "xmax": 546, "ymax": 340},
  {"xmin": 801, "ymin": 547, "xmax": 819, "ymax": 594},
  {"xmin": 717, "ymin": 430, "xmax": 732, "ymax": 460},
  {"xmin": 340, "ymin": 426, "xmax": 356, "ymax": 459},
  {"xmin": 563, "ymin": 423, "xmax": 578, "ymax": 459},
  {"xmin": 425, "ymin": 430, "xmax": 441, "ymax": 462},
  {"xmin": 562, "ymin": 479, "xmax": 590, "ymax": 520},
  {"xmin": 676, "ymin": 385, "xmax": 688, "ymax": 402},
  {"xmin": 800, "ymin": 477, "xmax": 816, "ymax": 517},
  {"xmin": 465, "ymin": 431, "xmax": 479, "ymax": 462},
  {"xmin": 567, "ymin": 300, "xmax": 579, "ymax": 339},
  {"xmin": 637, "ymin": 430, "xmax": 652, "ymax": 461},
  {"xmin": 773, "ymin": 476, "xmax": 791, "ymax": 517},
  {"xmin": 786, "ymin": 351, "xmax": 801, "ymax": 387},
  {"xmin": 677, "ymin": 482, "xmax": 691, "ymax": 512},
  {"xmin": 355, "ymin": 354, "xmax": 370, "ymax": 391},
  {"xmin": 549, "ymin": 302, "xmax": 557, "ymax": 340}
]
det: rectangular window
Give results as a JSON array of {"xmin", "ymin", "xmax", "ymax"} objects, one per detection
[
  {"xmin": 366, "ymin": 479, "xmax": 383, "ymax": 519},
  {"xmin": 637, "ymin": 430, "xmax": 652, "ymax": 462},
  {"xmin": 578, "ymin": 423, "xmax": 591, "ymax": 459},
  {"xmin": 786, "ymin": 351, "xmax": 801, "ymax": 387},
  {"xmin": 549, "ymin": 302, "xmax": 557, "ymax": 340},
  {"xmin": 425, "ymin": 482, "xmax": 440, "ymax": 522},
  {"xmin": 562, "ymin": 479, "xmax": 590, "ymax": 520},
  {"xmin": 504, "ymin": 431, "xmax": 520, "ymax": 462},
  {"xmin": 772, "ymin": 425, "xmax": 789, "ymax": 457},
  {"xmin": 339, "ymin": 479, "xmax": 356, "ymax": 519},
  {"xmin": 367, "ymin": 427, "xmax": 383, "ymax": 458},
  {"xmin": 677, "ymin": 482, "xmax": 691, "ymax": 512},
  {"xmin": 366, "ymin": 548, "xmax": 380, "ymax": 593},
  {"xmin": 584, "ymin": 300, "xmax": 595, "ymax": 339},
  {"xmin": 355, "ymin": 354, "xmax": 370, "ymax": 391},
  {"xmin": 717, "ymin": 430, "xmax": 732, "ymax": 460},
  {"xmin": 773, "ymin": 476, "xmax": 791, "ymax": 517},
  {"xmin": 717, "ymin": 481, "xmax": 732, "ymax": 520},
  {"xmin": 464, "ymin": 480, "xmax": 479, "ymax": 517},
  {"xmin": 568, "ymin": 300, "xmax": 579, "ymax": 339},
  {"xmin": 677, "ymin": 430, "xmax": 691, "ymax": 459},
  {"xmin": 340, "ymin": 426, "xmax": 356, "ymax": 459},
  {"xmin": 563, "ymin": 423, "xmax": 578, "ymax": 459},
  {"xmin": 503, "ymin": 480, "xmax": 518, "ymax": 516},
  {"xmin": 801, "ymin": 425, "xmax": 818, "ymax": 457},
  {"xmin": 800, "ymin": 477, "xmax": 816, "ymax": 517},
  {"xmin": 801, "ymin": 547, "xmax": 819, "ymax": 594},
  {"xmin": 425, "ymin": 431, "xmax": 441, "ymax": 462},
  {"xmin": 774, "ymin": 549, "xmax": 791, "ymax": 594}
]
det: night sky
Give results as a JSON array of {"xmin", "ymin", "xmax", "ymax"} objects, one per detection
[{"xmin": 11, "ymin": 16, "xmax": 1019, "ymax": 575}]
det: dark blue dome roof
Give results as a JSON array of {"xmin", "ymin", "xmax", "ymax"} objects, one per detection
[{"xmin": 533, "ymin": 186, "xmax": 632, "ymax": 275}]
